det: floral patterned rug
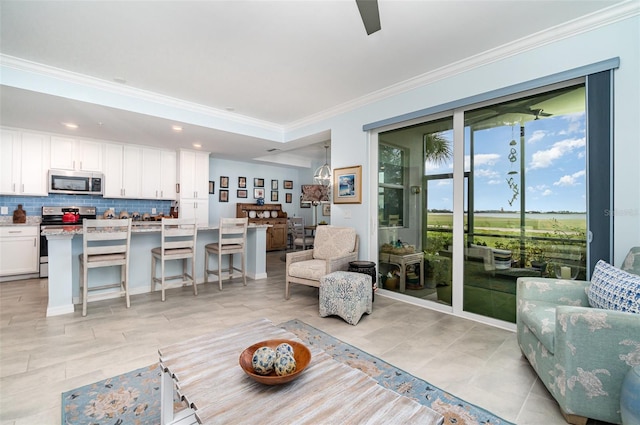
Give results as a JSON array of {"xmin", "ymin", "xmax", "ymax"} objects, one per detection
[
  {"xmin": 282, "ymin": 319, "xmax": 514, "ymax": 425},
  {"xmin": 62, "ymin": 319, "xmax": 514, "ymax": 425}
]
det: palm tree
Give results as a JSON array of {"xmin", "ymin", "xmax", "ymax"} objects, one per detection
[{"xmin": 424, "ymin": 132, "xmax": 452, "ymax": 166}]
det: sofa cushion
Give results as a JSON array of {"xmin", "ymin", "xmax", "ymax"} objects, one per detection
[
  {"xmin": 520, "ymin": 300, "xmax": 557, "ymax": 354},
  {"xmin": 313, "ymin": 226, "xmax": 356, "ymax": 260},
  {"xmin": 588, "ymin": 259, "xmax": 640, "ymax": 314},
  {"xmin": 288, "ymin": 259, "xmax": 328, "ymax": 281}
]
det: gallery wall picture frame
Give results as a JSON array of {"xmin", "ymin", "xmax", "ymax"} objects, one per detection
[
  {"xmin": 254, "ymin": 188, "xmax": 265, "ymax": 199},
  {"xmin": 271, "ymin": 191, "xmax": 278, "ymax": 202},
  {"xmin": 220, "ymin": 176, "xmax": 229, "ymax": 189},
  {"xmin": 209, "ymin": 181, "xmax": 215, "ymax": 194},
  {"xmin": 300, "ymin": 195, "xmax": 311, "ymax": 208},
  {"xmin": 237, "ymin": 189, "xmax": 248, "ymax": 198},
  {"xmin": 333, "ymin": 165, "xmax": 362, "ymax": 204},
  {"xmin": 271, "ymin": 179, "xmax": 278, "ymax": 190},
  {"xmin": 238, "ymin": 177, "xmax": 247, "ymax": 188},
  {"xmin": 283, "ymin": 180, "xmax": 293, "ymax": 190},
  {"xmin": 253, "ymin": 178, "xmax": 264, "ymax": 188},
  {"xmin": 322, "ymin": 203, "xmax": 331, "ymax": 216},
  {"xmin": 219, "ymin": 189, "xmax": 229, "ymax": 202},
  {"xmin": 285, "ymin": 193, "xmax": 293, "ymax": 203}
]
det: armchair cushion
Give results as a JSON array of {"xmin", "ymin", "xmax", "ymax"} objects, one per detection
[
  {"xmin": 588, "ymin": 260, "xmax": 640, "ymax": 313},
  {"xmin": 289, "ymin": 259, "xmax": 329, "ymax": 280},
  {"xmin": 313, "ymin": 226, "xmax": 356, "ymax": 260}
]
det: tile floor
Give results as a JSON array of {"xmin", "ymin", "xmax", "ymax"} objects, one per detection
[{"xmin": 0, "ymin": 252, "xmax": 588, "ymax": 424}]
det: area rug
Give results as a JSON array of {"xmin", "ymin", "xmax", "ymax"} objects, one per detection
[
  {"xmin": 282, "ymin": 319, "xmax": 514, "ymax": 425},
  {"xmin": 62, "ymin": 319, "xmax": 515, "ymax": 425}
]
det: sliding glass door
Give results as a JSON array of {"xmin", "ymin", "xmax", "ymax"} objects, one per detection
[
  {"xmin": 377, "ymin": 82, "xmax": 589, "ymax": 324},
  {"xmin": 462, "ymin": 84, "xmax": 587, "ymax": 322}
]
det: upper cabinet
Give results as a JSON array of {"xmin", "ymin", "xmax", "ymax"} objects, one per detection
[
  {"xmin": 50, "ymin": 136, "xmax": 102, "ymax": 172},
  {"xmin": 178, "ymin": 150, "xmax": 210, "ymax": 199},
  {"xmin": 178, "ymin": 150, "xmax": 210, "ymax": 226},
  {"xmin": 0, "ymin": 129, "xmax": 49, "ymax": 196},
  {"xmin": 141, "ymin": 148, "xmax": 176, "ymax": 200},
  {"xmin": 103, "ymin": 143, "xmax": 176, "ymax": 200}
]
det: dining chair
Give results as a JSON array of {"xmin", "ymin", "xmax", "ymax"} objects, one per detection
[
  {"xmin": 79, "ymin": 218, "xmax": 132, "ymax": 316},
  {"xmin": 204, "ymin": 217, "xmax": 248, "ymax": 290},
  {"xmin": 151, "ymin": 218, "xmax": 198, "ymax": 301},
  {"xmin": 289, "ymin": 217, "xmax": 314, "ymax": 251}
]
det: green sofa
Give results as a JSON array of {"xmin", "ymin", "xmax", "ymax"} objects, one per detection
[{"xmin": 516, "ymin": 257, "xmax": 640, "ymax": 424}]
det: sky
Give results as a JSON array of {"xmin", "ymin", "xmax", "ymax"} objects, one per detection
[{"xmin": 425, "ymin": 112, "xmax": 587, "ymax": 213}]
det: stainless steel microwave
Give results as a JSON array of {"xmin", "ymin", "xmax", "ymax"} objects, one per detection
[{"xmin": 48, "ymin": 170, "xmax": 103, "ymax": 195}]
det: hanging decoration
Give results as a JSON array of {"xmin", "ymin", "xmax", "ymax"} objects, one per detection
[{"xmin": 506, "ymin": 126, "xmax": 519, "ymax": 206}]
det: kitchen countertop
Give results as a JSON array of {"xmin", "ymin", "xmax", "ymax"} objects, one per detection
[
  {"xmin": 0, "ymin": 217, "xmax": 41, "ymax": 226},
  {"xmin": 41, "ymin": 222, "xmax": 270, "ymax": 236}
]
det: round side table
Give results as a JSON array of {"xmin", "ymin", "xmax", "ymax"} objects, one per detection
[{"xmin": 348, "ymin": 261, "xmax": 377, "ymax": 302}]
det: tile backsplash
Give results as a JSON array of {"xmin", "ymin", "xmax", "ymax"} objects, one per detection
[{"xmin": 0, "ymin": 194, "xmax": 172, "ymax": 218}]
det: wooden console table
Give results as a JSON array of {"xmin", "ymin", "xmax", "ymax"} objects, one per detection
[
  {"xmin": 379, "ymin": 251, "xmax": 424, "ymax": 292},
  {"xmin": 236, "ymin": 203, "xmax": 287, "ymax": 251},
  {"xmin": 159, "ymin": 319, "xmax": 443, "ymax": 424}
]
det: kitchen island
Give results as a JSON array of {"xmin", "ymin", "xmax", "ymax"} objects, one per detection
[{"xmin": 42, "ymin": 222, "xmax": 269, "ymax": 317}]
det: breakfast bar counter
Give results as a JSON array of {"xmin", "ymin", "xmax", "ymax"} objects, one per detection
[{"xmin": 43, "ymin": 223, "xmax": 269, "ymax": 317}]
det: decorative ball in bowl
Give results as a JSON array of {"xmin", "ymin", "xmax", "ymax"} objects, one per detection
[{"xmin": 239, "ymin": 339, "xmax": 311, "ymax": 385}]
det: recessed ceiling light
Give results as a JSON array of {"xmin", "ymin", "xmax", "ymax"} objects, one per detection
[
  {"xmin": 172, "ymin": 125, "xmax": 183, "ymax": 132},
  {"xmin": 192, "ymin": 143, "xmax": 202, "ymax": 148},
  {"xmin": 62, "ymin": 122, "xmax": 78, "ymax": 129},
  {"xmin": 114, "ymin": 77, "xmax": 127, "ymax": 84}
]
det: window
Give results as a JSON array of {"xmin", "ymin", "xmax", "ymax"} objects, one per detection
[{"xmin": 378, "ymin": 143, "xmax": 406, "ymax": 227}]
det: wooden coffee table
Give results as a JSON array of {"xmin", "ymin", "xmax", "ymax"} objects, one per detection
[{"xmin": 159, "ymin": 318, "xmax": 443, "ymax": 424}]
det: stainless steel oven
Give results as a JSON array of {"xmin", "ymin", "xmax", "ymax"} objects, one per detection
[{"xmin": 39, "ymin": 206, "xmax": 97, "ymax": 277}]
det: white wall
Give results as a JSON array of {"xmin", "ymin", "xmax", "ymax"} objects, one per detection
[{"xmin": 291, "ymin": 15, "xmax": 640, "ymax": 266}]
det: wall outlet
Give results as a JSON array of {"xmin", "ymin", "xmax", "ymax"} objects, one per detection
[
  {"xmin": 152, "ymin": 208, "xmax": 157, "ymax": 214},
  {"xmin": 0, "ymin": 206, "xmax": 8, "ymax": 215},
  {"xmin": 344, "ymin": 210, "xmax": 352, "ymax": 219}
]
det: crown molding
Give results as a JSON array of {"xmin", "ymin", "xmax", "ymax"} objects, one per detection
[
  {"xmin": 286, "ymin": 1, "xmax": 639, "ymax": 132},
  {"xmin": 0, "ymin": 54, "xmax": 285, "ymax": 136}
]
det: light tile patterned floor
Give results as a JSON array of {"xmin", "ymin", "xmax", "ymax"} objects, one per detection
[{"xmin": 0, "ymin": 251, "xmax": 572, "ymax": 424}]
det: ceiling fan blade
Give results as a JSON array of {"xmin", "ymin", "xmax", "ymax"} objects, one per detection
[{"xmin": 356, "ymin": 0, "xmax": 381, "ymax": 35}]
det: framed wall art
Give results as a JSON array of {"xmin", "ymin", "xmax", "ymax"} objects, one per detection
[
  {"xmin": 220, "ymin": 176, "xmax": 229, "ymax": 189},
  {"xmin": 271, "ymin": 179, "xmax": 278, "ymax": 190},
  {"xmin": 283, "ymin": 180, "xmax": 293, "ymax": 190},
  {"xmin": 254, "ymin": 188, "xmax": 265, "ymax": 199},
  {"xmin": 300, "ymin": 195, "xmax": 311, "ymax": 208},
  {"xmin": 219, "ymin": 189, "xmax": 229, "ymax": 202},
  {"xmin": 333, "ymin": 165, "xmax": 362, "ymax": 204},
  {"xmin": 322, "ymin": 203, "xmax": 331, "ymax": 216},
  {"xmin": 253, "ymin": 178, "xmax": 264, "ymax": 187},
  {"xmin": 238, "ymin": 176, "xmax": 247, "ymax": 188},
  {"xmin": 209, "ymin": 181, "xmax": 215, "ymax": 194},
  {"xmin": 271, "ymin": 191, "xmax": 278, "ymax": 202},
  {"xmin": 285, "ymin": 193, "xmax": 292, "ymax": 203},
  {"xmin": 237, "ymin": 189, "xmax": 248, "ymax": 198}
]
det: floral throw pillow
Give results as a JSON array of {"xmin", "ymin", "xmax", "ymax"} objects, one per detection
[{"xmin": 588, "ymin": 259, "xmax": 640, "ymax": 314}]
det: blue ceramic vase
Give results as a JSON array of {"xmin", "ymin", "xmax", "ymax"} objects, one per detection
[{"xmin": 621, "ymin": 365, "xmax": 640, "ymax": 425}]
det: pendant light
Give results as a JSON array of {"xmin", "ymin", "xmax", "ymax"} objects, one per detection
[{"xmin": 314, "ymin": 143, "xmax": 332, "ymax": 186}]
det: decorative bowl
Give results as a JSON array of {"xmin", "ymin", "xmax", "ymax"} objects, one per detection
[
  {"xmin": 271, "ymin": 211, "xmax": 278, "ymax": 218},
  {"xmin": 239, "ymin": 339, "xmax": 311, "ymax": 385}
]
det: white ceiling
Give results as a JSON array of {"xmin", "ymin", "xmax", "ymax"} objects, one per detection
[{"xmin": 0, "ymin": 0, "xmax": 630, "ymax": 166}]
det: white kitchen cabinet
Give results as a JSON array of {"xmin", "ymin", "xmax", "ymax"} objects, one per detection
[
  {"xmin": 0, "ymin": 129, "xmax": 49, "ymax": 196},
  {"xmin": 178, "ymin": 150, "xmax": 209, "ymax": 199},
  {"xmin": 103, "ymin": 143, "xmax": 125, "ymax": 198},
  {"xmin": 0, "ymin": 226, "xmax": 39, "ymax": 276},
  {"xmin": 141, "ymin": 148, "xmax": 176, "ymax": 200},
  {"xmin": 178, "ymin": 199, "xmax": 209, "ymax": 226},
  {"xmin": 50, "ymin": 136, "xmax": 102, "ymax": 172},
  {"xmin": 178, "ymin": 150, "xmax": 210, "ymax": 226},
  {"xmin": 102, "ymin": 143, "xmax": 141, "ymax": 198}
]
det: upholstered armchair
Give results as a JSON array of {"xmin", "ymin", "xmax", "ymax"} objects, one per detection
[
  {"xmin": 516, "ymin": 257, "xmax": 640, "ymax": 425},
  {"xmin": 285, "ymin": 226, "xmax": 359, "ymax": 299}
]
